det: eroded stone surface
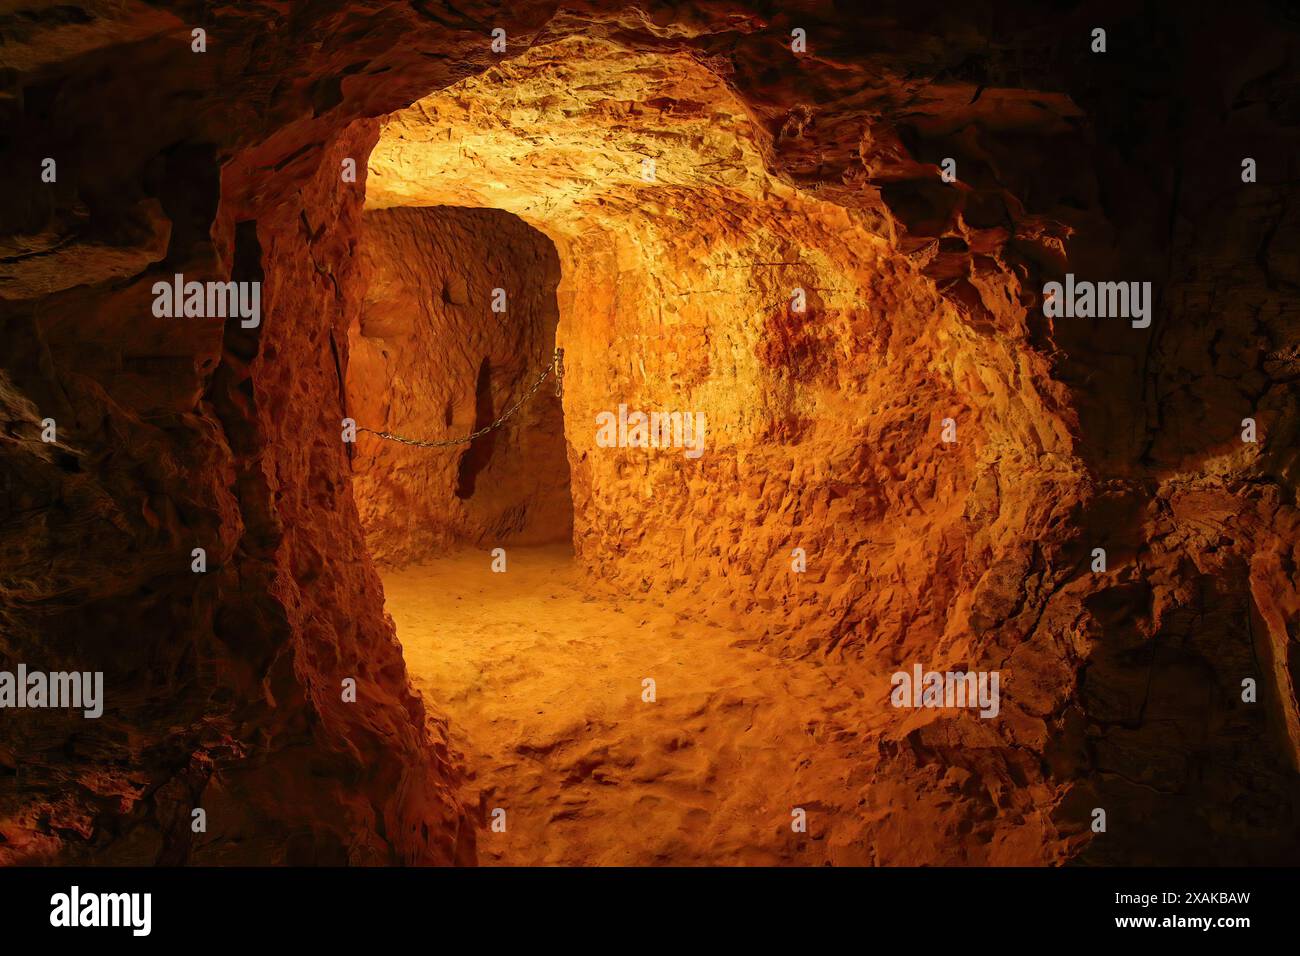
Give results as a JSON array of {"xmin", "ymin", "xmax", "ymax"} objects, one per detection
[{"xmin": 347, "ymin": 205, "xmax": 571, "ymax": 565}]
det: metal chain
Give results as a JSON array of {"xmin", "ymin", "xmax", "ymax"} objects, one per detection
[{"xmin": 357, "ymin": 348, "xmax": 564, "ymax": 449}]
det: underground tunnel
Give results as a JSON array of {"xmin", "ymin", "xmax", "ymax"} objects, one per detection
[{"xmin": 0, "ymin": 1, "xmax": 1298, "ymax": 876}]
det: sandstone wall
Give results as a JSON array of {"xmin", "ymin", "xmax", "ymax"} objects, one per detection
[{"xmin": 0, "ymin": 56, "xmax": 479, "ymax": 865}]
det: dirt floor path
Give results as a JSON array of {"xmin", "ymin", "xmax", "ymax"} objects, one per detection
[{"xmin": 382, "ymin": 545, "xmax": 893, "ymax": 865}]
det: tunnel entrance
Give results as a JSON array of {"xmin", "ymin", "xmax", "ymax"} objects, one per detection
[
  {"xmin": 332, "ymin": 34, "xmax": 1096, "ymax": 867},
  {"xmin": 338, "ymin": 35, "xmax": 937, "ymax": 866}
]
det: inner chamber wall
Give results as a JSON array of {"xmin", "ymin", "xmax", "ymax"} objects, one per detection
[{"xmin": 347, "ymin": 205, "xmax": 572, "ymax": 566}]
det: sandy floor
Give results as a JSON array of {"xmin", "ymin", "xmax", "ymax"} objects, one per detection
[{"xmin": 382, "ymin": 545, "xmax": 892, "ymax": 865}]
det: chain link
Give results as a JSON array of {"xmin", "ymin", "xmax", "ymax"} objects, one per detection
[{"xmin": 357, "ymin": 349, "xmax": 564, "ymax": 449}]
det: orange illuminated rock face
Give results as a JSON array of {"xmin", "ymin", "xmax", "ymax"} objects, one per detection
[
  {"xmin": 0, "ymin": 1, "xmax": 1296, "ymax": 866},
  {"xmin": 365, "ymin": 38, "xmax": 1085, "ymax": 665},
  {"xmin": 358, "ymin": 41, "xmax": 1094, "ymax": 862}
]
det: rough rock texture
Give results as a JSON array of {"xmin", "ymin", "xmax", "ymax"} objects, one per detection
[
  {"xmin": 347, "ymin": 206, "xmax": 570, "ymax": 567},
  {"xmin": 367, "ymin": 36, "xmax": 1083, "ymax": 667},
  {"xmin": 0, "ymin": 114, "xmax": 474, "ymax": 864},
  {"xmin": 0, "ymin": 0, "xmax": 1296, "ymax": 865}
]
